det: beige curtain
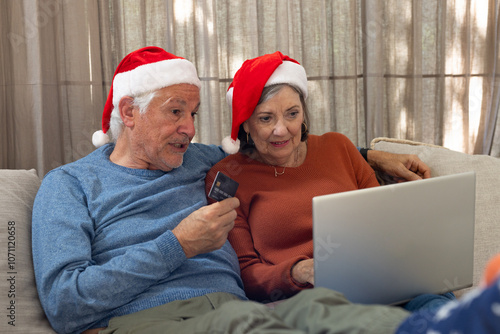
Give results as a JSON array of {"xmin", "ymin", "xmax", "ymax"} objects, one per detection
[
  {"xmin": 1, "ymin": 0, "xmax": 104, "ymax": 174},
  {"xmin": 2, "ymin": 0, "xmax": 499, "ymax": 176}
]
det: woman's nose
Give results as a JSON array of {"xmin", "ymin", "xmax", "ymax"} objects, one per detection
[{"xmin": 273, "ymin": 119, "xmax": 288, "ymax": 136}]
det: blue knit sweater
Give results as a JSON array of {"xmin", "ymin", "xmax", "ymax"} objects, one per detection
[{"xmin": 32, "ymin": 143, "xmax": 246, "ymax": 334}]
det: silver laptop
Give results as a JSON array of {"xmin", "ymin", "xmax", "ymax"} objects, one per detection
[{"xmin": 312, "ymin": 171, "xmax": 475, "ymax": 305}]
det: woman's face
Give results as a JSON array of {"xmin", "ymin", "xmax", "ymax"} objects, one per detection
[{"xmin": 243, "ymin": 85, "xmax": 304, "ymax": 166}]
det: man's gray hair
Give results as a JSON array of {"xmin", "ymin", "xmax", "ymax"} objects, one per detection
[{"xmin": 108, "ymin": 90, "xmax": 157, "ymax": 142}]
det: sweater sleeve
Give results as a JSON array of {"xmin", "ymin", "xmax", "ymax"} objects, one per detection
[
  {"xmin": 228, "ymin": 214, "xmax": 311, "ymax": 302},
  {"xmin": 32, "ymin": 170, "xmax": 186, "ymax": 334}
]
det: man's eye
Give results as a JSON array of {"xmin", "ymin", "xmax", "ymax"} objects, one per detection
[
  {"xmin": 171, "ymin": 109, "xmax": 181, "ymax": 115},
  {"xmin": 191, "ymin": 112, "xmax": 197, "ymax": 119}
]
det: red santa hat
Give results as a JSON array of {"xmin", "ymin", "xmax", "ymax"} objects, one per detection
[
  {"xmin": 92, "ymin": 46, "xmax": 201, "ymax": 148},
  {"xmin": 221, "ymin": 51, "xmax": 308, "ymax": 154}
]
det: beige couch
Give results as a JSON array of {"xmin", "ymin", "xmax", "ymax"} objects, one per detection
[{"xmin": 1, "ymin": 137, "xmax": 499, "ymax": 333}]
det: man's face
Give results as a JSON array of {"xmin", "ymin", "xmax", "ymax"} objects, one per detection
[{"xmin": 130, "ymin": 84, "xmax": 200, "ymax": 171}]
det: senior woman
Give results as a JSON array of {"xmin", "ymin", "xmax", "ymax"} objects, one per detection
[{"xmin": 205, "ymin": 52, "xmax": 454, "ymax": 310}]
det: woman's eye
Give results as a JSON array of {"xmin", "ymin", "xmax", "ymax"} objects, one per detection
[{"xmin": 260, "ymin": 116, "xmax": 271, "ymax": 122}]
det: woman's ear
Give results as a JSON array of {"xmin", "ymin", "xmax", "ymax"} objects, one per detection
[
  {"xmin": 242, "ymin": 121, "xmax": 249, "ymax": 134},
  {"xmin": 119, "ymin": 96, "xmax": 136, "ymax": 128}
]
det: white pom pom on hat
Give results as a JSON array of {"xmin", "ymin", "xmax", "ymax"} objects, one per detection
[
  {"xmin": 92, "ymin": 130, "xmax": 110, "ymax": 148},
  {"xmin": 222, "ymin": 51, "xmax": 308, "ymax": 154},
  {"xmin": 221, "ymin": 136, "xmax": 240, "ymax": 154},
  {"xmin": 93, "ymin": 46, "xmax": 201, "ymax": 148}
]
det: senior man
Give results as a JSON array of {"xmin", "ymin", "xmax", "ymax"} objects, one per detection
[{"xmin": 32, "ymin": 47, "xmax": 428, "ymax": 334}]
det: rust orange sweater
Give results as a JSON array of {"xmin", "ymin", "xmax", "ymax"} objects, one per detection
[{"xmin": 206, "ymin": 133, "xmax": 379, "ymax": 302}]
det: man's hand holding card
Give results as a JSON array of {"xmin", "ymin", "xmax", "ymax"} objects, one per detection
[{"xmin": 175, "ymin": 172, "xmax": 239, "ymax": 258}]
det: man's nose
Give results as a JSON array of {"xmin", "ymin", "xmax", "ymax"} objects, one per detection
[{"xmin": 178, "ymin": 115, "xmax": 196, "ymax": 138}]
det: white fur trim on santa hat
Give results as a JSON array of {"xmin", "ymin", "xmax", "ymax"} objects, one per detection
[
  {"xmin": 112, "ymin": 58, "xmax": 201, "ymax": 109},
  {"xmin": 92, "ymin": 130, "xmax": 110, "ymax": 148},
  {"xmin": 266, "ymin": 61, "xmax": 308, "ymax": 100},
  {"xmin": 221, "ymin": 136, "xmax": 240, "ymax": 154},
  {"xmin": 225, "ymin": 61, "xmax": 308, "ymax": 111}
]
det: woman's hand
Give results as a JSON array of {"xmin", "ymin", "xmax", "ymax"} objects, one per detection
[{"xmin": 291, "ymin": 259, "xmax": 315, "ymax": 285}]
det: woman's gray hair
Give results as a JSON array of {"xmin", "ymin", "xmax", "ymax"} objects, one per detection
[{"xmin": 108, "ymin": 90, "xmax": 157, "ymax": 142}]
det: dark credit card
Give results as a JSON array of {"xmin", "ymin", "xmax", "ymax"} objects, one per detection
[{"xmin": 208, "ymin": 172, "xmax": 239, "ymax": 201}]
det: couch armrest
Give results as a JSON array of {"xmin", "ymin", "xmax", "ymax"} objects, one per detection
[{"xmin": 0, "ymin": 169, "xmax": 56, "ymax": 333}]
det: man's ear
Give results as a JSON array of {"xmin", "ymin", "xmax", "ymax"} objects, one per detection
[{"xmin": 119, "ymin": 96, "xmax": 136, "ymax": 128}]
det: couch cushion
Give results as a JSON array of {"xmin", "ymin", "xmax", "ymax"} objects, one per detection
[
  {"xmin": 0, "ymin": 169, "xmax": 55, "ymax": 333},
  {"xmin": 371, "ymin": 138, "xmax": 500, "ymax": 294}
]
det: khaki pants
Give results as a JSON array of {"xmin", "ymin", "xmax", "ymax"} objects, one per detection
[{"xmin": 101, "ymin": 287, "xmax": 409, "ymax": 334}]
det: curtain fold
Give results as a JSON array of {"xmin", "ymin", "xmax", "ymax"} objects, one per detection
[
  {"xmin": 1, "ymin": 0, "xmax": 499, "ymax": 176},
  {"xmin": 476, "ymin": 0, "xmax": 500, "ymax": 155}
]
